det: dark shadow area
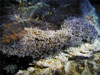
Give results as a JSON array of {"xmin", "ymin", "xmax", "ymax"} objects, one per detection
[
  {"xmin": 90, "ymin": 0, "xmax": 100, "ymax": 18},
  {"xmin": 0, "ymin": 51, "xmax": 33, "ymax": 75}
]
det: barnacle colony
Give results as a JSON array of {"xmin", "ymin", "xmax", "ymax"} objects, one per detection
[
  {"xmin": 0, "ymin": 0, "xmax": 100, "ymax": 74},
  {"xmin": 0, "ymin": 17, "xmax": 98, "ymax": 59}
]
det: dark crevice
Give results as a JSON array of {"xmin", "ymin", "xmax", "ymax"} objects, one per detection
[{"xmin": 0, "ymin": 51, "xmax": 33, "ymax": 75}]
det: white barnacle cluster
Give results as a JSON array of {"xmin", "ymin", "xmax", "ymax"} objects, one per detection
[
  {"xmin": 65, "ymin": 39, "xmax": 100, "ymax": 58},
  {"xmin": 19, "ymin": 26, "xmax": 72, "ymax": 58},
  {"xmin": 0, "ymin": 17, "xmax": 98, "ymax": 59},
  {"xmin": 16, "ymin": 38, "xmax": 100, "ymax": 75},
  {"xmin": 63, "ymin": 17, "xmax": 98, "ymax": 46}
]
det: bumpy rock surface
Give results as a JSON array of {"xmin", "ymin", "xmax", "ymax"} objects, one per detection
[
  {"xmin": 0, "ymin": 0, "xmax": 100, "ymax": 75},
  {"xmin": 15, "ymin": 39, "xmax": 100, "ymax": 75},
  {"xmin": 0, "ymin": 17, "xmax": 98, "ymax": 59}
]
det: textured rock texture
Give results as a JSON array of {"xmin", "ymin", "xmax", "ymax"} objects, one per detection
[
  {"xmin": 16, "ymin": 39, "xmax": 100, "ymax": 75},
  {"xmin": 0, "ymin": 17, "xmax": 98, "ymax": 59},
  {"xmin": 0, "ymin": 0, "xmax": 100, "ymax": 75},
  {"xmin": 0, "ymin": 0, "xmax": 99, "ymax": 58}
]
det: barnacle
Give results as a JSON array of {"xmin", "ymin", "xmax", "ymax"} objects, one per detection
[
  {"xmin": 0, "ymin": 0, "xmax": 100, "ymax": 75},
  {"xmin": 0, "ymin": 17, "xmax": 98, "ymax": 59}
]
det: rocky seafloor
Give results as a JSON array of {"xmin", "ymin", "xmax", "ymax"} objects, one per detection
[{"xmin": 0, "ymin": 0, "xmax": 100, "ymax": 75}]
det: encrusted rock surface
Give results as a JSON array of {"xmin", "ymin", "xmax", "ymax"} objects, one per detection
[
  {"xmin": 0, "ymin": 17, "xmax": 98, "ymax": 59},
  {"xmin": 15, "ymin": 39, "xmax": 100, "ymax": 75},
  {"xmin": 0, "ymin": 0, "xmax": 100, "ymax": 75}
]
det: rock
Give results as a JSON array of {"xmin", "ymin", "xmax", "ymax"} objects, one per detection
[
  {"xmin": 3, "ymin": 64, "xmax": 17, "ymax": 74},
  {"xmin": 11, "ymin": 39, "xmax": 100, "ymax": 75},
  {"xmin": 63, "ymin": 17, "xmax": 98, "ymax": 46},
  {"xmin": 0, "ymin": 17, "xmax": 98, "ymax": 59},
  {"xmin": 16, "ymin": 39, "xmax": 100, "ymax": 75},
  {"xmin": 27, "ymin": 67, "xmax": 35, "ymax": 73},
  {"xmin": 0, "ymin": 0, "xmax": 100, "ymax": 74}
]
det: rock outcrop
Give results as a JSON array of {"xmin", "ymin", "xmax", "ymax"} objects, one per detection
[{"xmin": 0, "ymin": 0, "xmax": 100, "ymax": 75}]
